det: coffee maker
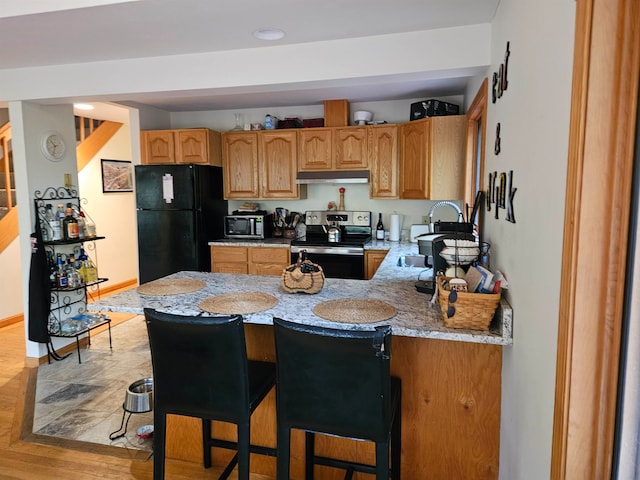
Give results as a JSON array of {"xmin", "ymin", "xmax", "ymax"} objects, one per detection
[{"xmin": 415, "ymin": 232, "xmax": 475, "ymax": 294}]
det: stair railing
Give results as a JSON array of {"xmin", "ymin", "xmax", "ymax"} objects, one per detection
[{"xmin": 0, "ymin": 122, "xmax": 14, "ymax": 213}]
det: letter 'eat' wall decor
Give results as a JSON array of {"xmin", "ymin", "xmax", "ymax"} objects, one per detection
[{"xmin": 488, "ymin": 41, "xmax": 516, "ymax": 224}]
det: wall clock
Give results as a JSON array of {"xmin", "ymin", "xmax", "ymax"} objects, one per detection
[{"xmin": 41, "ymin": 130, "xmax": 67, "ymax": 162}]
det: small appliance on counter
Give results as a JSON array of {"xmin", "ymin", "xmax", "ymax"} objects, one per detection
[
  {"xmin": 415, "ymin": 232, "xmax": 476, "ymax": 294},
  {"xmin": 224, "ymin": 211, "xmax": 272, "ymax": 239}
]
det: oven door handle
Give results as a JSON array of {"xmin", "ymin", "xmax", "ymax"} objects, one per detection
[{"xmin": 291, "ymin": 246, "xmax": 364, "ymax": 256}]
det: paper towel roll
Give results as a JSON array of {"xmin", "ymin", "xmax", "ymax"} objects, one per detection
[{"xmin": 389, "ymin": 214, "xmax": 401, "ymax": 241}]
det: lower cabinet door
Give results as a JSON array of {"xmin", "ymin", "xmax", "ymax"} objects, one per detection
[{"xmin": 211, "ymin": 262, "xmax": 249, "ymax": 274}]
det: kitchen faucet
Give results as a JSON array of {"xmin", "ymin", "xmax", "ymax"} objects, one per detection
[{"xmin": 428, "ymin": 201, "xmax": 463, "ymax": 233}]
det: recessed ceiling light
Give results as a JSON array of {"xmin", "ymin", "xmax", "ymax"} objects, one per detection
[
  {"xmin": 253, "ymin": 27, "xmax": 285, "ymax": 41},
  {"xmin": 74, "ymin": 103, "xmax": 94, "ymax": 111}
]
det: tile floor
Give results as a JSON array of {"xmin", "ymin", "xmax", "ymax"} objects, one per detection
[{"xmin": 33, "ymin": 315, "xmax": 154, "ymax": 453}]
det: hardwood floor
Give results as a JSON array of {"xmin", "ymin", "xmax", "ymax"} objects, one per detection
[{"xmin": 0, "ymin": 316, "xmax": 274, "ymax": 480}]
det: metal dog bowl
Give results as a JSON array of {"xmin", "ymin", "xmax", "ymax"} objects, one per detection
[{"xmin": 123, "ymin": 377, "xmax": 153, "ymax": 413}]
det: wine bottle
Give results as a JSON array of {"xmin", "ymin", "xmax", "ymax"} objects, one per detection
[
  {"xmin": 376, "ymin": 213, "xmax": 385, "ymax": 240},
  {"xmin": 63, "ymin": 204, "xmax": 79, "ymax": 240}
]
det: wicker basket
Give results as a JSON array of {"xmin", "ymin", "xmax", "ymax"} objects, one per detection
[
  {"xmin": 437, "ymin": 276, "xmax": 501, "ymax": 330},
  {"xmin": 281, "ymin": 261, "xmax": 325, "ymax": 294}
]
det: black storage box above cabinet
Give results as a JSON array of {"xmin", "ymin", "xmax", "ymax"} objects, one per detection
[
  {"xmin": 277, "ymin": 117, "xmax": 304, "ymax": 129},
  {"xmin": 410, "ymin": 99, "xmax": 460, "ymax": 121}
]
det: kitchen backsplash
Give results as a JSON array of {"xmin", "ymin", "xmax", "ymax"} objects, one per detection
[{"xmin": 227, "ymin": 183, "xmax": 463, "ymax": 229}]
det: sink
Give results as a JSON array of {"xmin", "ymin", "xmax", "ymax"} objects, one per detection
[{"xmin": 397, "ymin": 255, "xmax": 426, "ymax": 267}]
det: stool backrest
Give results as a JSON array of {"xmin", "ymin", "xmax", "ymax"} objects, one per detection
[
  {"xmin": 273, "ymin": 317, "xmax": 392, "ymax": 441},
  {"xmin": 144, "ymin": 308, "xmax": 250, "ymax": 423}
]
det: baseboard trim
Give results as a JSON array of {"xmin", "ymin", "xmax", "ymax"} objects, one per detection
[
  {"xmin": 94, "ymin": 278, "xmax": 138, "ymax": 298},
  {"xmin": 0, "ymin": 313, "xmax": 23, "ymax": 329}
]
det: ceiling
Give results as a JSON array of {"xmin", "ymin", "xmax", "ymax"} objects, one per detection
[{"xmin": 0, "ymin": 0, "xmax": 499, "ymax": 112}]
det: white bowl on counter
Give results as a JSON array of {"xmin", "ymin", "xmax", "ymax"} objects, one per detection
[{"xmin": 439, "ymin": 245, "xmax": 480, "ymax": 265}]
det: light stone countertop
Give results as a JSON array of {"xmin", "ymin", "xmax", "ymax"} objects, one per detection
[{"xmin": 93, "ymin": 240, "xmax": 512, "ymax": 346}]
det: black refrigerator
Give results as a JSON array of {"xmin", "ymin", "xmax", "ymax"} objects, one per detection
[{"xmin": 135, "ymin": 164, "xmax": 227, "ymax": 284}]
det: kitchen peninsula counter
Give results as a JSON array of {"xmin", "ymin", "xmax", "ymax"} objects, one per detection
[
  {"xmin": 91, "ymin": 240, "xmax": 506, "ymax": 479},
  {"xmin": 96, "ymin": 240, "xmax": 511, "ymax": 345}
]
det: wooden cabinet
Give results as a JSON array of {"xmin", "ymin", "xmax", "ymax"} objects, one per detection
[
  {"xmin": 210, "ymin": 245, "xmax": 289, "ymax": 276},
  {"xmin": 334, "ymin": 127, "xmax": 368, "ymax": 169},
  {"xmin": 365, "ymin": 249, "xmax": 388, "ymax": 279},
  {"xmin": 209, "ymin": 245, "xmax": 249, "ymax": 274},
  {"xmin": 399, "ymin": 116, "xmax": 466, "ymax": 200},
  {"xmin": 297, "ymin": 128, "xmax": 333, "ymax": 170},
  {"xmin": 298, "ymin": 126, "xmax": 368, "ymax": 171},
  {"xmin": 259, "ymin": 131, "xmax": 300, "ymax": 199},
  {"xmin": 369, "ymin": 125, "xmax": 398, "ymax": 199},
  {"xmin": 248, "ymin": 247, "xmax": 290, "ymax": 275},
  {"xmin": 222, "ymin": 131, "xmax": 303, "ymax": 200},
  {"xmin": 140, "ymin": 128, "xmax": 221, "ymax": 166},
  {"xmin": 222, "ymin": 132, "xmax": 259, "ymax": 199}
]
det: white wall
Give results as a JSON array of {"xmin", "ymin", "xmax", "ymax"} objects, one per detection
[
  {"xmin": 10, "ymin": 101, "xmax": 79, "ymax": 358},
  {"xmin": 77, "ymin": 108, "xmax": 139, "ymax": 290},
  {"xmin": 485, "ymin": 1, "xmax": 576, "ymax": 478},
  {"xmin": 0, "ymin": 239, "xmax": 23, "ymax": 319}
]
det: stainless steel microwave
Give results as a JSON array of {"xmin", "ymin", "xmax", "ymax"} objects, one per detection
[{"xmin": 224, "ymin": 215, "xmax": 271, "ymax": 239}]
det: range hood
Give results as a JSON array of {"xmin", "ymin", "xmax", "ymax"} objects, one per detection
[{"xmin": 295, "ymin": 170, "xmax": 369, "ymax": 184}]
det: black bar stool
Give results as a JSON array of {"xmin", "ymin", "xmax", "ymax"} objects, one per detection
[
  {"xmin": 273, "ymin": 317, "xmax": 401, "ymax": 480},
  {"xmin": 144, "ymin": 308, "xmax": 276, "ymax": 480}
]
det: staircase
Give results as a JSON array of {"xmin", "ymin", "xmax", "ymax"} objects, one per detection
[
  {"xmin": 0, "ymin": 122, "xmax": 13, "ymax": 222},
  {"xmin": 0, "ymin": 117, "xmax": 123, "ymax": 254},
  {"xmin": 0, "ymin": 171, "xmax": 16, "ymax": 222}
]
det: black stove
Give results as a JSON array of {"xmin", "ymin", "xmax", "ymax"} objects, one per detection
[
  {"xmin": 290, "ymin": 210, "xmax": 372, "ymax": 279},
  {"xmin": 290, "ymin": 233, "xmax": 372, "ymax": 248},
  {"xmin": 291, "ymin": 210, "xmax": 372, "ymax": 247}
]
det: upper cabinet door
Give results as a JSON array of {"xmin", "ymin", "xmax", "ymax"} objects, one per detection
[
  {"xmin": 259, "ymin": 131, "xmax": 299, "ymax": 198},
  {"xmin": 141, "ymin": 128, "xmax": 221, "ymax": 166},
  {"xmin": 334, "ymin": 127, "xmax": 368, "ymax": 169},
  {"xmin": 222, "ymin": 132, "xmax": 259, "ymax": 199},
  {"xmin": 399, "ymin": 120, "xmax": 430, "ymax": 199},
  {"xmin": 298, "ymin": 128, "xmax": 333, "ymax": 171},
  {"xmin": 429, "ymin": 116, "xmax": 466, "ymax": 200},
  {"xmin": 399, "ymin": 116, "xmax": 466, "ymax": 200},
  {"xmin": 176, "ymin": 129, "xmax": 209, "ymax": 164},
  {"xmin": 369, "ymin": 125, "xmax": 398, "ymax": 199},
  {"xmin": 141, "ymin": 131, "xmax": 176, "ymax": 165}
]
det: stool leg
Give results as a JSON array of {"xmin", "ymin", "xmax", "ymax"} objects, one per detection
[
  {"xmin": 392, "ymin": 392, "xmax": 402, "ymax": 480},
  {"xmin": 202, "ymin": 419, "xmax": 212, "ymax": 468},
  {"xmin": 153, "ymin": 411, "xmax": 166, "ymax": 480},
  {"xmin": 375, "ymin": 441, "xmax": 389, "ymax": 480},
  {"xmin": 237, "ymin": 421, "xmax": 250, "ymax": 480},
  {"xmin": 305, "ymin": 431, "xmax": 315, "ymax": 480},
  {"xmin": 276, "ymin": 425, "xmax": 291, "ymax": 480}
]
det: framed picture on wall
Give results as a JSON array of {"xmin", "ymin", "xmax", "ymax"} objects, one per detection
[{"xmin": 101, "ymin": 159, "xmax": 133, "ymax": 193}]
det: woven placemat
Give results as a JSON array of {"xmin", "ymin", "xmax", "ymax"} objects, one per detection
[
  {"xmin": 313, "ymin": 298, "xmax": 397, "ymax": 323},
  {"xmin": 137, "ymin": 278, "xmax": 206, "ymax": 296},
  {"xmin": 199, "ymin": 292, "xmax": 278, "ymax": 314}
]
